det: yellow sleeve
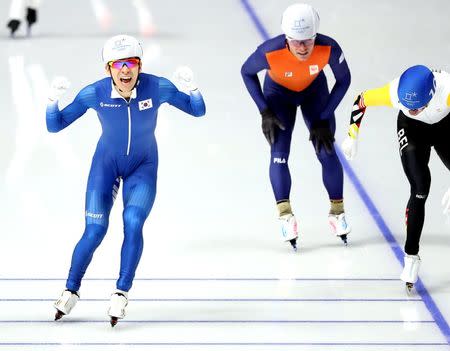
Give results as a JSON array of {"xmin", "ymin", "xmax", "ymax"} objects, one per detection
[
  {"xmin": 447, "ymin": 94, "xmax": 450, "ymax": 107},
  {"xmin": 362, "ymin": 83, "xmax": 393, "ymax": 107}
]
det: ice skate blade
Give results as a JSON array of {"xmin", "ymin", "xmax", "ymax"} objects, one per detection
[
  {"xmin": 289, "ymin": 238, "xmax": 298, "ymax": 252},
  {"xmin": 405, "ymin": 282, "xmax": 414, "ymax": 295},
  {"xmin": 110, "ymin": 317, "xmax": 118, "ymax": 327},
  {"xmin": 54, "ymin": 310, "xmax": 65, "ymax": 321}
]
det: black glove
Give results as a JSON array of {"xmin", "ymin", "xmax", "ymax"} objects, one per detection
[
  {"xmin": 309, "ymin": 119, "xmax": 335, "ymax": 154},
  {"xmin": 261, "ymin": 108, "xmax": 285, "ymax": 145}
]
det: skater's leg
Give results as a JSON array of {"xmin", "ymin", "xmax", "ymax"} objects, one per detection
[
  {"xmin": 108, "ymin": 163, "xmax": 156, "ymax": 325},
  {"xmin": 132, "ymin": 0, "xmax": 156, "ymax": 36},
  {"xmin": 398, "ymin": 113, "xmax": 431, "ymax": 256},
  {"xmin": 66, "ymin": 190, "xmax": 114, "ymax": 291},
  {"xmin": 263, "ymin": 86, "xmax": 299, "ymax": 249},
  {"xmin": 55, "ymin": 187, "xmax": 115, "ymax": 319},
  {"xmin": 301, "ymin": 89, "xmax": 344, "ymax": 202},
  {"xmin": 301, "ymin": 78, "xmax": 349, "ymax": 243},
  {"xmin": 26, "ymin": 0, "xmax": 39, "ymax": 8},
  {"xmin": 269, "ymin": 99, "xmax": 299, "ymax": 249},
  {"xmin": 65, "ymin": 154, "xmax": 118, "ymax": 292},
  {"xmin": 8, "ymin": 0, "xmax": 25, "ymax": 19},
  {"xmin": 7, "ymin": 0, "xmax": 25, "ymax": 36},
  {"xmin": 266, "ymin": 94, "xmax": 296, "ymax": 204},
  {"xmin": 117, "ymin": 162, "xmax": 157, "ymax": 292},
  {"xmin": 397, "ymin": 112, "xmax": 432, "ymax": 291}
]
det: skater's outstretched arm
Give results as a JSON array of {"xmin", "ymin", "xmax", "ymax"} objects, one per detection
[
  {"xmin": 46, "ymin": 77, "xmax": 97, "ymax": 133},
  {"xmin": 341, "ymin": 83, "xmax": 394, "ymax": 160},
  {"xmin": 158, "ymin": 67, "xmax": 205, "ymax": 117}
]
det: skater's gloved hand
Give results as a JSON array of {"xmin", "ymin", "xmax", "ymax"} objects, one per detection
[
  {"xmin": 309, "ymin": 119, "xmax": 334, "ymax": 154},
  {"xmin": 341, "ymin": 135, "xmax": 358, "ymax": 160},
  {"xmin": 48, "ymin": 76, "xmax": 70, "ymax": 103},
  {"xmin": 341, "ymin": 93, "xmax": 366, "ymax": 159},
  {"xmin": 352, "ymin": 94, "xmax": 366, "ymax": 122},
  {"xmin": 261, "ymin": 108, "xmax": 285, "ymax": 145},
  {"xmin": 173, "ymin": 66, "xmax": 197, "ymax": 92},
  {"xmin": 442, "ymin": 187, "xmax": 450, "ymax": 215}
]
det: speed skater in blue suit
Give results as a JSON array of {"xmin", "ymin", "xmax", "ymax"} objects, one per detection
[{"xmin": 48, "ymin": 34, "xmax": 205, "ymax": 326}]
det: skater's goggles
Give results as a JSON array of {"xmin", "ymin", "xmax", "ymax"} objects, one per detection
[
  {"xmin": 108, "ymin": 57, "xmax": 141, "ymax": 70},
  {"xmin": 286, "ymin": 36, "xmax": 316, "ymax": 47}
]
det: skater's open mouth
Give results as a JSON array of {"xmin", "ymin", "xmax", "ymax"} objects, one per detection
[{"xmin": 120, "ymin": 77, "xmax": 132, "ymax": 84}]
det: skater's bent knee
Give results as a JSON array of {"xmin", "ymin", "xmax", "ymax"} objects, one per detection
[
  {"xmin": 411, "ymin": 192, "xmax": 428, "ymax": 201},
  {"xmin": 316, "ymin": 150, "xmax": 338, "ymax": 162},
  {"xmin": 123, "ymin": 206, "xmax": 146, "ymax": 232},
  {"xmin": 83, "ymin": 224, "xmax": 107, "ymax": 244}
]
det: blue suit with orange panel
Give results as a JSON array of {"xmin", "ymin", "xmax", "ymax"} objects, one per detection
[{"xmin": 241, "ymin": 34, "xmax": 351, "ymax": 202}]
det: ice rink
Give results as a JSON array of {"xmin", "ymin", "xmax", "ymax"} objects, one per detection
[{"xmin": 1, "ymin": 0, "xmax": 449, "ymax": 349}]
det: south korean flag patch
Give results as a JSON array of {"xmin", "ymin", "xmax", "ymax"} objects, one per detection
[{"xmin": 139, "ymin": 98, "xmax": 153, "ymax": 111}]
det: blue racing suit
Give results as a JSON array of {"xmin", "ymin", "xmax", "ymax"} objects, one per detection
[{"xmin": 46, "ymin": 73, "xmax": 206, "ymax": 291}]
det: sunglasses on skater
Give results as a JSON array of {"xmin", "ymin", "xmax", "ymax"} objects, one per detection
[
  {"xmin": 108, "ymin": 57, "xmax": 140, "ymax": 69},
  {"xmin": 286, "ymin": 35, "xmax": 316, "ymax": 47}
]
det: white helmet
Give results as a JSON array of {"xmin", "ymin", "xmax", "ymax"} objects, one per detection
[
  {"xmin": 102, "ymin": 34, "xmax": 143, "ymax": 64},
  {"xmin": 281, "ymin": 3, "xmax": 320, "ymax": 40}
]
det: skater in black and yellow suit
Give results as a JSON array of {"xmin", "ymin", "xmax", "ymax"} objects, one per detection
[{"xmin": 341, "ymin": 65, "xmax": 450, "ymax": 291}]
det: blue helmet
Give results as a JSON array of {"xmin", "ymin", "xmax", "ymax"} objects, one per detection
[{"xmin": 397, "ymin": 65, "xmax": 436, "ymax": 109}]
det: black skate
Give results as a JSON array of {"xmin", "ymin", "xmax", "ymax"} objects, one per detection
[
  {"xmin": 339, "ymin": 234, "xmax": 348, "ymax": 246},
  {"xmin": 7, "ymin": 19, "xmax": 20, "ymax": 37},
  {"xmin": 26, "ymin": 8, "xmax": 37, "ymax": 36},
  {"xmin": 289, "ymin": 238, "xmax": 298, "ymax": 251}
]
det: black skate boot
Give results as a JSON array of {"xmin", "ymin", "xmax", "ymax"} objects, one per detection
[
  {"xmin": 289, "ymin": 238, "xmax": 298, "ymax": 251},
  {"xmin": 7, "ymin": 19, "xmax": 20, "ymax": 37},
  {"xmin": 339, "ymin": 234, "xmax": 348, "ymax": 246},
  {"xmin": 26, "ymin": 7, "xmax": 37, "ymax": 36}
]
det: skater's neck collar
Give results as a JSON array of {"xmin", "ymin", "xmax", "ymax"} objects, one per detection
[{"xmin": 110, "ymin": 81, "xmax": 138, "ymax": 100}]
